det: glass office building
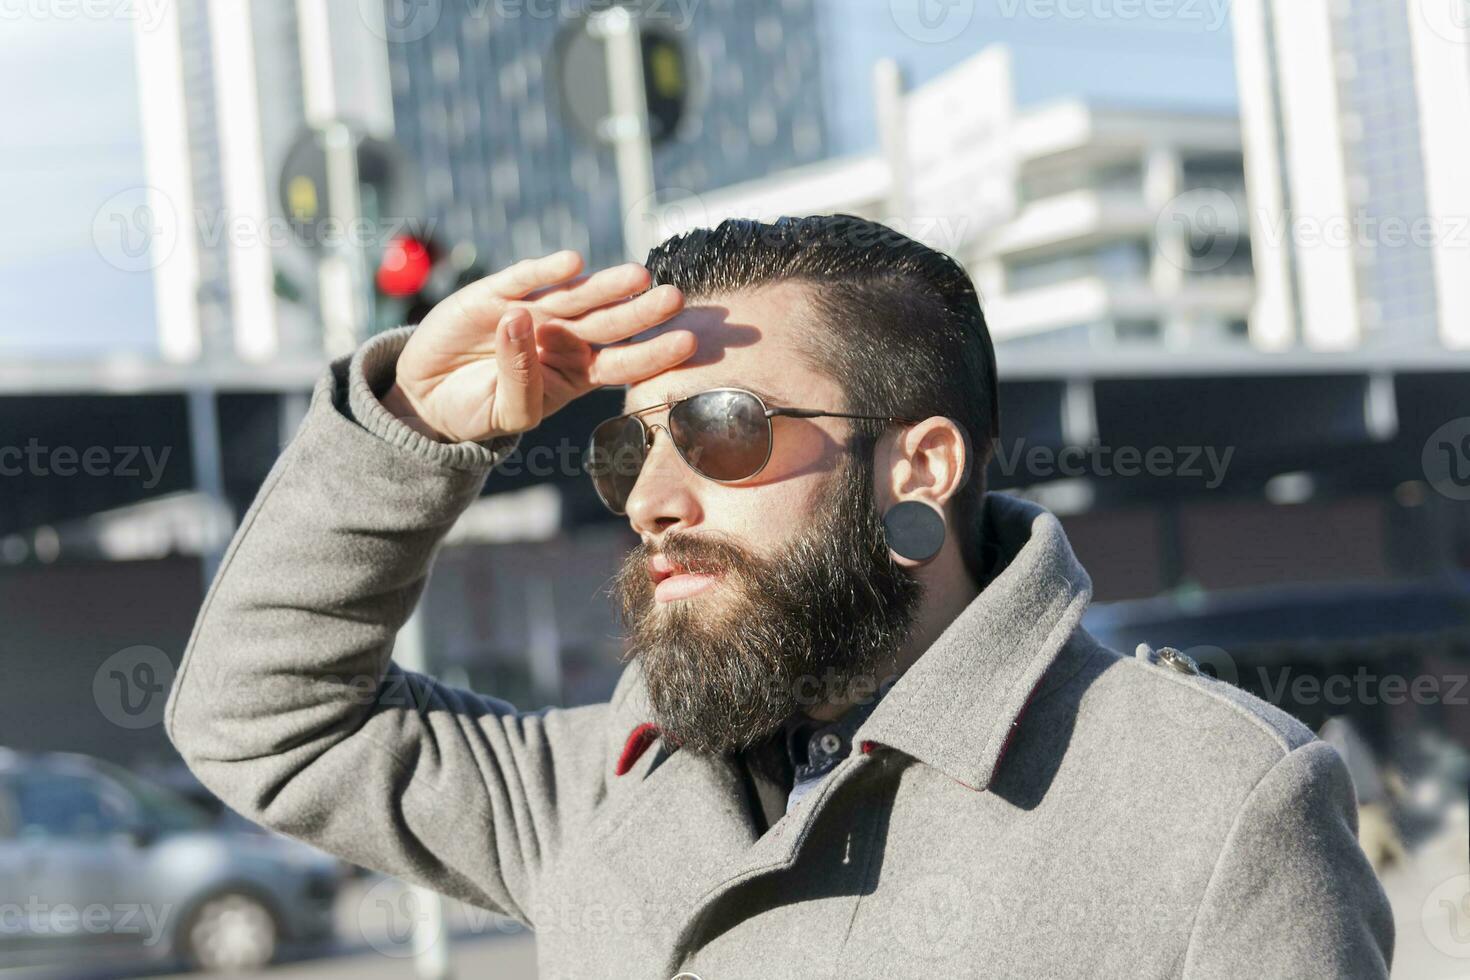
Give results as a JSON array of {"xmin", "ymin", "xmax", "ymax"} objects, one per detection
[
  {"xmin": 1233, "ymin": 0, "xmax": 1470, "ymax": 350},
  {"xmin": 383, "ymin": 0, "xmax": 829, "ymax": 271}
]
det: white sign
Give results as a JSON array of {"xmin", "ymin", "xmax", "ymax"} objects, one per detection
[{"xmin": 905, "ymin": 46, "xmax": 1019, "ymax": 251}]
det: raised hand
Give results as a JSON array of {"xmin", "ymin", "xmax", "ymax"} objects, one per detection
[{"xmin": 382, "ymin": 250, "xmax": 694, "ymax": 443}]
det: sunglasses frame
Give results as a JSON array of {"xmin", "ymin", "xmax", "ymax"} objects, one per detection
[{"xmin": 585, "ymin": 386, "xmax": 921, "ymax": 515}]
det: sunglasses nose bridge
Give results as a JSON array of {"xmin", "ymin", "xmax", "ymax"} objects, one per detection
[
  {"xmin": 644, "ymin": 421, "xmax": 670, "ymax": 449},
  {"xmin": 636, "ymin": 420, "xmax": 683, "ymax": 473}
]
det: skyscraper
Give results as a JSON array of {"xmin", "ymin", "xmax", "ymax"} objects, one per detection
[
  {"xmin": 133, "ymin": 0, "xmax": 318, "ymax": 363},
  {"xmin": 1233, "ymin": 0, "xmax": 1470, "ymax": 351},
  {"xmin": 382, "ymin": 0, "xmax": 829, "ymax": 271}
]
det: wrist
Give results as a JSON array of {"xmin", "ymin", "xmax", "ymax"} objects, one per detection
[{"xmin": 382, "ymin": 383, "xmax": 449, "ymax": 443}]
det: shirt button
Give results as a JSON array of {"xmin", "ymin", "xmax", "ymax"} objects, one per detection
[{"xmin": 818, "ymin": 733, "xmax": 843, "ymax": 756}]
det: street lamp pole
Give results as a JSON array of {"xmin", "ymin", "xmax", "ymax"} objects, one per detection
[{"xmin": 593, "ymin": 6, "xmax": 658, "ymax": 261}]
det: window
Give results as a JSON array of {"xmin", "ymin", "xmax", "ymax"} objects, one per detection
[
  {"xmin": 1006, "ymin": 240, "xmax": 1151, "ymax": 293},
  {"xmin": 93, "ymin": 762, "xmax": 212, "ymax": 833},
  {"xmin": 1114, "ymin": 319, "xmax": 1162, "ymax": 343},
  {"xmin": 1181, "ymin": 153, "xmax": 1245, "ymax": 195},
  {"xmin": 11, "ymin": 772, "xmax": 132, "ymax": 839}
]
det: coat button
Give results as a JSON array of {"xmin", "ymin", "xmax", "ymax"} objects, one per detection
[{"xmin": 1156, "ymin": 647, "xmax": 1201, "ymax": 675}]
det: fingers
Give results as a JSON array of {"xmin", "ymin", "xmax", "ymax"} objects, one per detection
[
  {"xmin": 483, "ymin": 250, "xmax": 584, "ymax": 300},
  {"xmin": 494, "ymin": 308, "xmax": 543, "ymax": 432},
  {"xmin": 588, "ymin": 330, "xmax": 698, "ymax": 387},
  {"xmin": 571, "ymin": 284, "xmax": 686, "ymax": 344},
  {"xmin": 530, "ymin": 320, "xmax": 586, "ymax": 355},
  {"xmin": 428, "ymin": 251, "xmax": 584, "ymax": 354},
  {"xmin": 528, "ymin": 262, "xmax": 652, "ymax": 319}
]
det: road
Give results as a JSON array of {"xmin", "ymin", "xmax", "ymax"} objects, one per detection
[
  {"xmin": 162, "ymin": 934, "xmax": 538, "ymax": 980},
  {"xmin": 142, "ymin": 877, "xmax": 538, "ymax": 980}
]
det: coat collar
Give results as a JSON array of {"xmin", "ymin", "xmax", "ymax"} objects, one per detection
[{"xmin": 854, "ymin": 491, "xmax": 1093, "ymax": 790}]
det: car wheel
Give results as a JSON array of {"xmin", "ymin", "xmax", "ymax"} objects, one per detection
[{"xmin": 181, "ymin": 891, "xmax": 279, "ymax": 972}]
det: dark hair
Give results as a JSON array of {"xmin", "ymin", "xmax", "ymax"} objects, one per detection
[{"xmin": 644, "ymin": 214, "xmax": 1001, "ymax": 585}]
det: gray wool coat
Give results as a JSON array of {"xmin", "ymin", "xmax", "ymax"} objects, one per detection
[{"xmin": 166, "ymin": 328, "xmax": 1394, "ymax": 979}]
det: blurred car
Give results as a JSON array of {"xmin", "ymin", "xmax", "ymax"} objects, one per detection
[
  {"xmin": 1084, "ymin": 577, "xmax": 1470, "ymax": 725},
  {"xmin": 1084, "ymin": 577, "xmax": 1470, "ymax": 660},
  {"xmin": 0, "ymin": 749, "xmax": 344, "ymax": 974}
]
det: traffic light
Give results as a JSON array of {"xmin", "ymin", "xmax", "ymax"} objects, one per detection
[
  {"xmin": 375, "ymin": 233, "xmax": 433, "ymax": 298},
  {"xmin": 553, "ymin": 13, "xmax": 691, "ymax": 148},
  {"xmin": 371, "ymin": 234, "xmax": 487, "ymax": 332}
]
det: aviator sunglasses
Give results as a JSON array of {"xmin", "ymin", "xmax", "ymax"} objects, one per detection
[{"xmin": 584, "ymin": 386, "xmax": 918, "ymax": 515}]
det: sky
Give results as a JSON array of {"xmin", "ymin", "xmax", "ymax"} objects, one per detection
[
  {"xmin": 0, "ymin": 0, "xmax": 1239, "ymax": 360},
  {"xmin": 820, "ymin": 0, "xmax": 1239, "ymax": 155},
  {"xmin": 0, "ymin": 14, "xmax": 157, "ymax": 359}
]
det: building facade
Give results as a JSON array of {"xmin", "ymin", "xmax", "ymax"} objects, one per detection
[
  {"xmin": 383, "ymin": 0, "xmax": 829, "ymax": 274},
  {"xmin": 132, "ymin": 0, "xmax": 324, "ymax": 364},
  {"xmin": 1232, "ymin": 0, "xmax": 1470, "ymax": 351},
  {"xmin": 648, "ymin": 46, "xmax": 1254, "ymax": 352},
  {"xmin": 134, "ymin": 0, "xmax": 829, "ymax": 363}
]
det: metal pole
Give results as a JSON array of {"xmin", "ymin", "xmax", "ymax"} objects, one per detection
[
  {"xmin": 594, "ymin": 7, "xmax": 657, "ymax": 260},
  {"xmin": 526, "ymin": 574, "xmax": 564, "ymax": 706},
  {"xmin": 299, "ymin": 2, "xmax": 371, "ymax": 354},
  {"xmin": 395, "ymin": 602, "xmax": 455, "ymax": 980},
  {"xmin": 321, "ymin": 120, "xmax": 368, "ymax": 354},
  {"xmin": 873, "ymin": 58, "xmax": 909, "ymax": 224},
  {"xmin": 409, "ymin": 886, "xmax": 452, "ymax": 980},
  {"xmin": 186, "ymin": 386, "xmax": 228, "ymax": 589}
]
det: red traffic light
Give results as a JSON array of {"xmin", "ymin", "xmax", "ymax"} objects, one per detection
[{"xmin": 377, "ymin": 234, "xmax": 433, "ymax": 297}]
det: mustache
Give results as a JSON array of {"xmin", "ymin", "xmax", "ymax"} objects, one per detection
[{"xmin": 627, "ymin": 530, "xmax": 763, "ymax": 581}]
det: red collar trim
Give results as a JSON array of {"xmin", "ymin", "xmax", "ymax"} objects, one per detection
[{"xmin": 615, "ymin": 722, "xmax": 663, "ymax": 776}]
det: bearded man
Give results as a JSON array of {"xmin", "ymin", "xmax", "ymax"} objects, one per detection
[{"xmin": 167, "ymin": 216, "xmax": 1393, "ymax": 978}]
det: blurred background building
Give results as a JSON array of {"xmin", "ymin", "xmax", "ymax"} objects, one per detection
[
  {"xmin": 129, "ymin": 0, "xmax": 829, "ymax": 365},
  {"xmin": 386, "ymin": 0, "xmax": 827, "ymax": 270},
  {"xmin": 650, "ymin": 46, "xmax": 1255, "ymax": 351},
  {"xmin": 1233, "ymin": 0, "xmax": 1470, "ymax": 351}
]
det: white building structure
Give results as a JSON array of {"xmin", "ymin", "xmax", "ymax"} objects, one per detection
[
  {"xmin": 647, "ymin": 47, "xmax": 1254, "ymax": 351},
  {"xmin": 129, "ymin": 0, "xmax": 395, "ymax": 364},
  {"xmin": 1232, "ymin": 0, "xmax": 1470, "ymax": 351}
]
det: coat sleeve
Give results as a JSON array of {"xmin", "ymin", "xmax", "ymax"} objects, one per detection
[
  {"xmin": 164, "ymin": 326, "xmax": 608, "ymax": 925},
  {"xmin": 1181, "ymin": 739, "xmax": 1395, "ymax": 978}
]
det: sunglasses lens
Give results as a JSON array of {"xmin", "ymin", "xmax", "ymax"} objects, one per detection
[
  {"xmin": 669, "ymin": 390, "xmax": 771, "ymax": 482},
  {"xmin": 586, "ymin": 416, "xmax": 646, "ymax": 513}
]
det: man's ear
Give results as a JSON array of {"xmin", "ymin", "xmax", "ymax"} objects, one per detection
[{"xmin": 876, "ymin": 416, "xmax": 971, "ymax": 509}]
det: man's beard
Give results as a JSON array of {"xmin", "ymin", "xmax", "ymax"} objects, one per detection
[{"xmin": 611, "ymin": 456, "xmax": 923, "ymax": 755}]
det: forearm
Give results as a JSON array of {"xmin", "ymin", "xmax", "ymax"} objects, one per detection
[{"xmin": 165, "ymin": 328, "xmax": 517, "ymax": 766}]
